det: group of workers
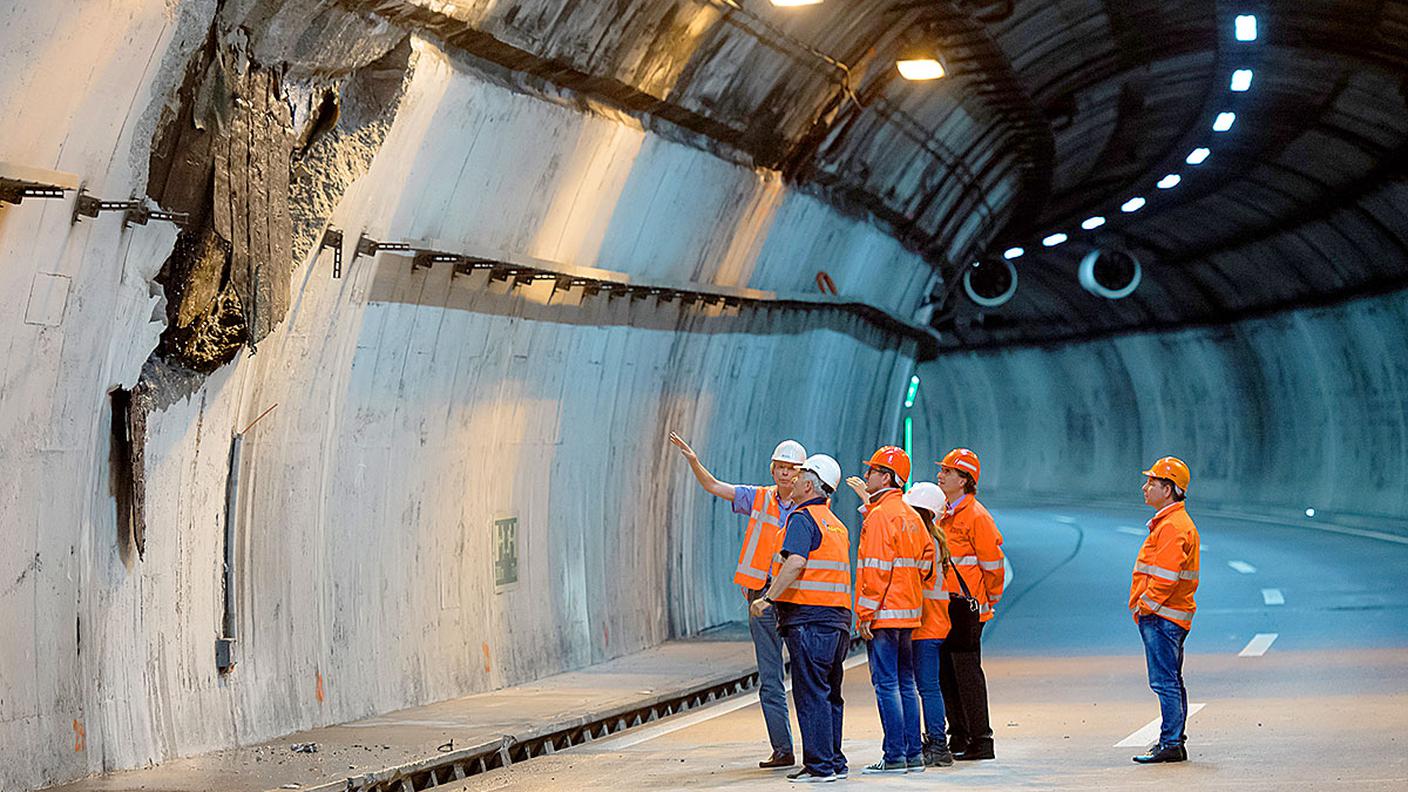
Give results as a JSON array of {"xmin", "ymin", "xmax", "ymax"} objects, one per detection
[{"xmin": 670, "ymin": 433, "xmax": 1201, "ymax": 783}]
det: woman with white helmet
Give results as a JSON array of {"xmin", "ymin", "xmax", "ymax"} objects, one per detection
[{"xmin": 904, "ymin": 482, "xmax": 956, "ymax": 767}]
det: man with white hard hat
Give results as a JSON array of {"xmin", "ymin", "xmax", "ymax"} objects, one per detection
[
  {"xmin": 670, "ymin": 432, "xmax": 806, "ymax": 769},
  {"xmin": 751, "ymin": 454, "xmax": 854, "ymax": 783}
]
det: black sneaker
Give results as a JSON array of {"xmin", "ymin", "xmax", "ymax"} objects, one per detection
[
  {"xmin": 953, "ymin": 739, "xmax": 995, "ymax": 761},
  {"xmin": 786, "ymin": 768, "xmax": 836, "ymax": 783},
  {"xmin": 760, "ymin": 751, "xmax": 796, "ymax": 769},
  {"xmin": 923, "ymin": 739, "xmax": 955, "ymax": 767},
  {"xmin": 1133, "ymin": 744, "xmax": 1188, "ymax": 764},
  {"xmin": 861, "ymin": 759, "xmax": 909, "ymax": 774},
  {"xmin": 905, "ymin": 755, "xmax": 926, "ymax": 773}
]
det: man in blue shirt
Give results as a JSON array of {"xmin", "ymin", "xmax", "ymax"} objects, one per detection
[{"xmin": 751, "ymin": 454, "xmax": 853, "ymax": 783}]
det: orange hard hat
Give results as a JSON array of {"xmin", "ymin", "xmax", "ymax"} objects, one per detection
[
  {"xmin": 1142, "ymin": 456, "xmax": 1191, "ymax": 491},
  {"xmin": 940, "ymin": 448, "xmax": 981, "ymax": 482},
  {"xmin": 863, "ymin": 445, "xmax": 911, "ymax": 484}
]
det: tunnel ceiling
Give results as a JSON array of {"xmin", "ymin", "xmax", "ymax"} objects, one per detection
[{"xmin": 333, "ymin": 0, "xmax": 1408, "ymax": 349}]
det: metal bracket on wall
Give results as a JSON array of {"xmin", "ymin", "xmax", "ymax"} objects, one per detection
[
  {"xmin": 353, "ymin": 232, "xmax": 413, "ymax": 262},
  {"xmin": 0, "ymin": 162, "xmax": 79, "ymax": 207},
  {"xmin": 321, "ymin": 227, "xmax": 344, "ymax": 278},
  {"xmin": 71, "ymin": 188, "xmax": 188, "ymax": 228}
]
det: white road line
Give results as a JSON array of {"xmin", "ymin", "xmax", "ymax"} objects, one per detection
[
  {"xmin": 1116, "ymin": 526, "xmax": 1145, "ymax": 537},
  {"xmin": 1228, "ymin": 560, "xmax": 1257, "ymax": 574},
  {"xmin": 1261, "ymin": 588, "xmax": 1285, "ymax": 606},
  {"xmin": 1053, "ymin": 515, "xmax": 1077, "ymax": 524},
  {"xmin": 1239, "ymin": 633, "xmax": 1279, "ymax": 657},
  {"xmin": 1115, "ymin": 703, "xmax": 1207, "ymax": 747},
  {"xmin": 586, "ymin": 653, "xmax": 870, "ymax": 750}
]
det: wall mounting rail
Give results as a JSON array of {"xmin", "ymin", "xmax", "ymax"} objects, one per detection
[
  {"xmin": 334, "ymin": 232, "xmax": 943, "ymax": 359},
  {"xmin": 0, "ymin": 162, "xmax": 80, "ymax": 206}
]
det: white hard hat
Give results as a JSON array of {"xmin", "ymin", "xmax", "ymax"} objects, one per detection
[
  {"xmin": 800, "ymin": 453, "xmax": 842, "ymax": 492},
  {"xmin": 904, "ymin": 481, "xmax": 946, "ymax": 516},
  {"xmin": 771, "ymin": 439, "xmax": 807, "ymax": 465}
]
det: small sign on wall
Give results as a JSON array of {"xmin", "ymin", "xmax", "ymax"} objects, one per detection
[{"xmin": 494, "ymin": 516, "xmax": 519, "ymax": 590}]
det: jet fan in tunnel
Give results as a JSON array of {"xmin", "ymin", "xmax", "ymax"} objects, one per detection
[
  {"xmin": 964, "ymin": 257, "xmax": 1019, "ymax": 308},
  {"xmin": 1078, "ymin": 248, "xmax": 1143, "ymax": 299}
]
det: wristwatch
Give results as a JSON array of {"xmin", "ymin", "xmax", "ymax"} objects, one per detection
[{"xmin": 762, "ymin": 596, "xmax": 774, "ymax": 605}]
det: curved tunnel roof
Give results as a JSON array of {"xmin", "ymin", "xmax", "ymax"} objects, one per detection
[{"xmin": 348, "ymin": 0, "xmax": 1408, "ymax": 350}]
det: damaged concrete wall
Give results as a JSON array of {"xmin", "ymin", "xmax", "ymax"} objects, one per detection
[{"xmin": 0, "ymin": 4, "xmax": 928, "ymax": 788}]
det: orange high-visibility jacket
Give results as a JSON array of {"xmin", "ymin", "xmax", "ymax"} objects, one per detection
[
  {"xmin": 856, "ymin": 489, "xmax": 934, "ymax": 629},
  {"xmin": 734, "ymin": 486, "xmax": 784, "ymax": 589},
  {"xmin": 772, "ymin": 503, "xmax": 853, "ymax": 608},
  {"xmin": 941, "ymin": 495, "xmax": 1005, "ymax": 623},
  {"xmin": 1130, "ymin": 502, "xmax": 1200, "ymax": 630},
  {"xmin": 915, "ymin": 533, "xmax": 952, "ymax": 640}
]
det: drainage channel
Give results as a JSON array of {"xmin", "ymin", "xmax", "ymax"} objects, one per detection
[{"xmin": 305, "ymin": 637, "xmax": 863, "ymax": 792}]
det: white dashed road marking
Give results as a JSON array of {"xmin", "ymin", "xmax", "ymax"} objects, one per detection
[
  {"xmin": 1261, "ymin": 588, "xmax": 1285, "ymax": 605},
  {"xmin": 1239, "ymin": 633, "xmax": 1279, "ymax": 657},
  {"xmin": 1053, "ymin": 515, "xmax": 1077, "ymax": 524},
  {"xmin": 1228, "ymin": 560, "xmax": 1257, "ymax": 574},
  {"xmin": 1115, "ymin": 703, "xmax": 1207, "ymax": 747}
]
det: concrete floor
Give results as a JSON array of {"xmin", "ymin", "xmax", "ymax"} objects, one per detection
[{"xmin": 446, "ymin": 504, "xmax": 1408, "ymax": 791}]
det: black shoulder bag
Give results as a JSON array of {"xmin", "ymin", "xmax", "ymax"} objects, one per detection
[{"xmin": 944, "ymin": 556, "xmax": 983, "ymax": 652}]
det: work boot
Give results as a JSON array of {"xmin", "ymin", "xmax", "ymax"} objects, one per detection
[
  {"xmin": 923, "ymin": 735, "xmax": 955, "ymax": 767},
  {"xmin": 947, "ymin": 736, "xmax": 969, "ymax": 755},
  {"xmin": 1133, "ymin": 744, "xmax": 1188, "ymax": 764},
  {"xmin": 953, "ymin": 738, "xmax": 995, "ymax": 761},
  {"xmin": 759, "ymin": 751, "xmax": 796, "ymax": 769}
]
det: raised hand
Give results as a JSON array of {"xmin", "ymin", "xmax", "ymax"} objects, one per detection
[
  {"xmin": 668, "ymin": 431, "xmax": 697, "ymax": 461},
  {"xmin": 845, "ymin": 475, "xmax": 868, "ymax": 501}
]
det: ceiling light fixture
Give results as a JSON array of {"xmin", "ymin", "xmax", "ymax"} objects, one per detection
[
  {"xmin": 1121, "ymin": 196, "xmax": 1146, "ymax": 213},
  {"xmin": 1042, "ymin": 232, "xmax": 1068, "ymax": 247},
  {"xmin": 1157, "ymin": 173, "xmax": 1182, "ymax": 189},
  {"xmin": 1003, "ymin": 246, "xmax": 1025, "ymax": 260},
  {"xmin": 1213, "ymin": 111, "xmax": 1237, "ymax": 132},
  {"xmin": 1230, "ymin": 69, "xmax": 1253, "ymax": 91},
  {"xmin": 1186, "ymin": 147, "xmax": 1211, "ymax": 165},
  {"xmin": 897, "ymin": 58, "xmax": 945, "ymax": 81},
  {"xmin": 770, "ymin": 0, "xmax": 824, "ymax": 6},
  {"xmin": 1235, "ymin": 14, "xmax": 1258, "ymax": 41},
  {"xmin": 1081, "ymin": 216, "xmax": 1106, "ymax": 230}
]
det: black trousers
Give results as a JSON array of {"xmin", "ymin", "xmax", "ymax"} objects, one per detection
[{"xmin": 939, "ymin": 620, "xmax": 992, "ymax": 749}]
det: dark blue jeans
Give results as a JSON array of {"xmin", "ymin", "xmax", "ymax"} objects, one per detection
[
  {"xmin": 748, "ymin": 596, "xmax": 793, "ymax": 754},
  {"xmin": 782, "ymin": 624, "xmax": 849, "ymax": 777},
  {"xmin": 912, "ymin": 638, "xmax": 947, "ymax": 741},
  {"xmin": 1138, "ymin": 614, "xmax": 1190, "ymax": 747},
  {"xmin": 867, "ymin": 628, "xmax": 923, "ymax": 762}
]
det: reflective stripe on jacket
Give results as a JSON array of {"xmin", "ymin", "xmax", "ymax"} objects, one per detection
[
  {"xmin": 1130, "ymin": 501, "xmax": 1200, "ymax": 630},
  {"xmin": 856, "ymin": 489, "xmax": 934, "ymax": 629},
  {"xmin": 734, "ymin": 486, "xmax": 783, "ymax": 588},
  {"xmin": 773, "ymin": 503, "xmax": 853, "ymax": 608},
  {"xmin": 941, "ymin": 495, "xmax": 1005, "ymax": 623}
]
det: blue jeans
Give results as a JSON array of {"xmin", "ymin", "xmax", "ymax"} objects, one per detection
[
  {"xmin": 912, "ymin": 638, "xmax": 947, "ymax": 742},
  {"xmin": 749, "ymin": 595, "xmax": 793, "ymax": 754},
  {"xmin": 1138, "ymin": 614, "xmax": 1190, "ymax": 747},
  {"xmin": 867, "ymin": 628, "xmax": 922, "ymax": 762},
  {"xmin": 782, "ymin": 624, "xmax": 849, "ymax": 777}
]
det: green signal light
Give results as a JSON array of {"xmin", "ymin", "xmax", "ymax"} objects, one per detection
[
  {"xmin": 904, "ymin": 375, "xmax": 920, "ymax": 408},
  {"xmin": 903, "ymin": 416, "xmax": 913, "ymax": 491}
]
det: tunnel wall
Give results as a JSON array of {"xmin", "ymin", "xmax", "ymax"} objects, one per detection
[
  {"xmin": 0, "ymin": 12, "xmax": 925, "ymax": 788},
  {"xmin": 911, "ymin": 289, "xmax": 1408, "ymax": 518}
]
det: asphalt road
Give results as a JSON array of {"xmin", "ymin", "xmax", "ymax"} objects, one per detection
[{"xmin": 449, "ymin": 502, "xmax": 1408, "ymax": 790}]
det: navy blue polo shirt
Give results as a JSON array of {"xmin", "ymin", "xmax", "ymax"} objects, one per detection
[{"xmin": 774, "ymin": 497, "xmax": 852, "ymax": 632}]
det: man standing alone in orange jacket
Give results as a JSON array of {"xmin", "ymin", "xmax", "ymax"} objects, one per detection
[
  {"xmin": 846, "ymin": 446, "xmax": 934, "ymax": 774},
  {"xmin": 1130, "ymin": 457, "xmax": 1201, "ymax": 764}
]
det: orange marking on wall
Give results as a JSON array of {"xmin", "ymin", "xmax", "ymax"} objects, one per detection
[
  {"xmin": 315, "ymin": 671, "xmax": 325, "ymax": 703},
  {"xmin": 72, "ymin": 719, "xmax": 85, "ymax": 752},
  {"xmin": 481, "ymin": 641, "xmax": 492, "ymax": 673}
]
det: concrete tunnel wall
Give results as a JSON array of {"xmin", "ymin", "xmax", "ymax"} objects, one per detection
[
  {"xmin": 0, "ymin": 9, "xmax": 929, "ymax": 789},
  {"xmin": 909, "ymin": 288, "xmax": 1408, "ymax": 519}
]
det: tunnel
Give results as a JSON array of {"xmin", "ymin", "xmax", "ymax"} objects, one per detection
[{"xmin": 1, "ymin": 1, "xmax": 1405, "ymax": 790}]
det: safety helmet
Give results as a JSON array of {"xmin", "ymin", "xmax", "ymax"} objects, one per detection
[
  {"xmin": 939, "ymin": 448, "xmax": 981, "ymax": 482},
  {"xmin": 800, "ymin": 454, "xmax": 842, "ymax": 493},
  {"xmin": 903, "ymin": 481, "xmax": 946, "ymax": 517},
  {"xmin": 771, "ymin": 439, "xmax": 807, "ymax": 465},
  {"xmin": 862, "ymin": 445, "xmax": 911, "ymax": 485},
  {"xmin": 1142, "ymin": 456, "xmax": 1190, "ymax": 492}
]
